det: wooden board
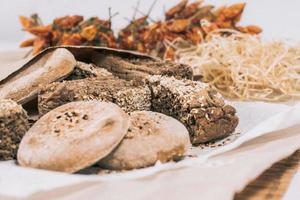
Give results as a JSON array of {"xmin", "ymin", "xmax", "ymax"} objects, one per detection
[{"xmin": 235, "ymin": 150, "xmax": 300, "ymax": 200}]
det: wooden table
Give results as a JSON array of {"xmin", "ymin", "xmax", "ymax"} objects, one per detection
[{"xmin": 235, "ymin": 150, "xmax": 300, "ymax": 200}]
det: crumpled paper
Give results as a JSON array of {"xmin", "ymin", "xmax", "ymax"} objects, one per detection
[{"xmin": 1, "ymin": 50, "xmax": 300, "ymax": 200}]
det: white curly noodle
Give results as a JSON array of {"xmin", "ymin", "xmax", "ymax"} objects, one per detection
[{"xmin": 172, "ymin": 30, "xmax": 300, "ymax": 101}]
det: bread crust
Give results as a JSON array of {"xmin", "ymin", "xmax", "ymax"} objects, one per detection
[
  {"xmin": 66, "ymin": 61, "xmax": 115, "ymax": 80},
  {"xmin": 0, "ymin": 48, "xmax": 76, "ymax": 104}
]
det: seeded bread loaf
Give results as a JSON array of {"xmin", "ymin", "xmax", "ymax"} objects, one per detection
[
  {"xmin": 147, "ymin": 75, "xmax": 238, "ymax": 144},
  {"xmin": 0, "ymin": 99, "xmax": 29, "ymax": 160},
  {"xmin": 38, "ymin": 77, "xmax": 151, "ymax": 115}
]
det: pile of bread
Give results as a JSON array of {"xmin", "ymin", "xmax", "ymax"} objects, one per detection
[{"xmin": 0, "ymin": 47, "xmax": 238, "ymax": 173}]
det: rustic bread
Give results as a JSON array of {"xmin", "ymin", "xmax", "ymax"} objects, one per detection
[
  {"xmin": 0, "ymin": 99, "xmax": 29, "ymax": 160},
  {"xmin": 0, "ymin": 48, "xmax": 76, "ymax": 104},
  {"xmin": 147, "ymin": 75, "xmax": 239, "ymax": 144},
  {"xmin": 17, "ymin": 101, "xmax": 129, "ymax": 173},
  {"xmin": 38, "ymin": 77, "xmax": 151, "ymax": 115},
  {"xmin": 99, "ymin": 111, "xmax": 191, "ymax": 170},
  {"xmin": 93, "ymin": 54, "xmax": 193, "ymax": 82},
  {"xmin": 38, "ymin": 73, "xmax": 238, "ymax": 145}
]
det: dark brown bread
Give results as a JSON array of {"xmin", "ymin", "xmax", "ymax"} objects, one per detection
[
  {"xmin": 0, "ymin": 99, "xmax": 29, "ymax": 160},
  {"xmin": 38, "ymin": 77, "xmax": 151, "ymax": 115},
  {"xmin": 39, "ymin": 74, "xmax": 238, "ymax": 144},
  {"xmin": 147, "ymin": 75, "xmax": 239, "ymax": 144},
  {"xmin": 93, "ymin": 55, "xmax": 193, "ymax": 82}
]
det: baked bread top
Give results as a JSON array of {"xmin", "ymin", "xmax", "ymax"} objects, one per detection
[
  {"xmin": 17, "ymin": 101, "xmax": 129, "ymax": 173},
  {"xmin": 99, "ymin": 111, "xmax": 191, "ymax": 170}
]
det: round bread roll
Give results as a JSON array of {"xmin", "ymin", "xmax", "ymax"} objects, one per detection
[
  {"xmin": 99, "ymin": 111, "xmax": 191, "ymax": 170},
  {"xmin": 17, "ymin": 101, "xmax": 129, "ymax": 173}
]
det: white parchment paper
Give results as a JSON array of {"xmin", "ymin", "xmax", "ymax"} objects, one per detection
[{"xmin": 0, "ymin": 101, "xmax": 300, "ymax": 200}]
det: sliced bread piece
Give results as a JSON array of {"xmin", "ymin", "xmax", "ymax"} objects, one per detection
[{"xmin": 0, "ymin": 48, "xmax": 76, "ymax": 104}]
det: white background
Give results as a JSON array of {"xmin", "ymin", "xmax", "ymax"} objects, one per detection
[{"xmin": 0, "ymin": 0, "xmax": 300, "ymax": 50}]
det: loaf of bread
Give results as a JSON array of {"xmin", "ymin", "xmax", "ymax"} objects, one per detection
[
  {"xmin": 93, "ymin": 54, "xmax": 193, "ymax": 82},
  {"xmin": 0, "ymin": 99, "xmax": 29, "ymax": 160},
  {"xmin": 38, "ymin": 77, "xmax": 151, "ymax": 115},
  {"xmin": 39, "ymin": 74, "xmax": 238, "ymax": 144},
  {"xmin": 147, "ymin": 75, "xmax": 239, "ymax": 144}
]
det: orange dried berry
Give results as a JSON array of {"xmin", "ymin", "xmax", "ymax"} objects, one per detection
[
  {"xmin": 98, "ymin": 32, "xmax": 117, "ymax": 47},
  {"xmin": 60, "ymin": 33, "xmax": 83, "ymax": 45},
  {"xmin": 80, "ymin": 25, "xmax": 98, "ymax": 41},
  {"xmin": 222, "ymin": 3, "xmax": 245, "ymax": 20},
  {"xmin": 237, "ymin": 25, "xmax": 262, "ymax": 34},
  {"xmin": 246, "ymin": 25, "xmax": 263, "ymax": 34},
  {"xmin": 142, "ymin": 24, "xmax": 157, "ymax": 40},
  {"xmin": 189, "ymin": 5, "xmax": 215, "ymax": 24},
  {"xmin": 19, "ymin": 38, "xmax": 35, "ymax": 47},
  {"xmin": 27, "ymin": 25, "xmax": 52, "ymax": 36},
  {"xmin": 51, "ymin": 31, "xmax": 61, "ymax": 43},
  {"xmin": 32, "ymin": 37, "xmax": 47, "ymax": 55},
  {"xmin": 19, "ymin": 16, "xmax": 35, "ymax": 29},
  {"xmin": 127, "ymin": 35, "xmax": 134, "ymax": 44},
  {"xmin": 166, "ymin": 19, "xmax": 190, "ymax": 33},
  {"xmin": 236, "ymin": 26, "xmax": 247, "ymax": 33},
  {"xmin": 165, "ymin": 0, "xmax": 188, "ymax": 20},
  {"xmin": 54, "ymin": 15, "xmax": 83, "ymax": 30},
  {"xmin": 214, "ymin": 5, "xmax": 226, "ymax": 17},
  {"xmin": 180, "ymin": 1, "xmax": 202, "ymax": 18},
  {"xmin": 187, "ymin": 28, "xmax": 203, "ymax": 44},
  {"xmin": 217, "ymin": 21, "xmax": 233, "ymax": 29}
]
